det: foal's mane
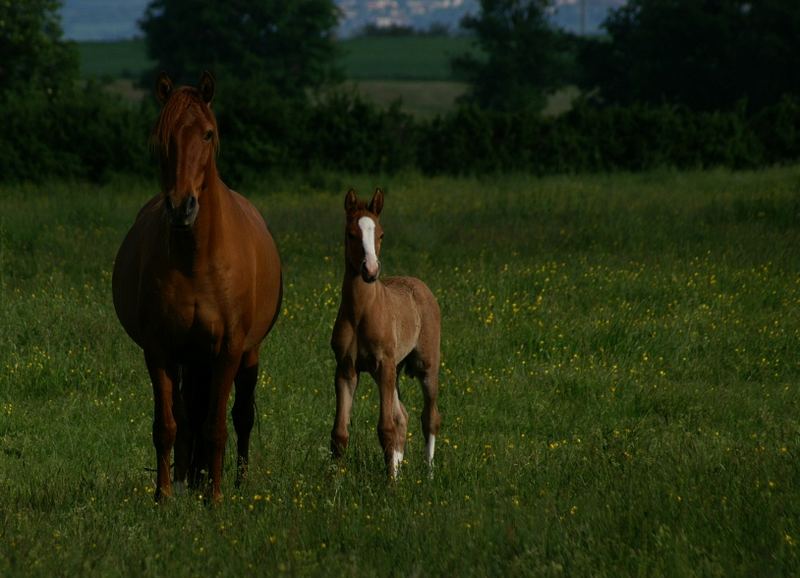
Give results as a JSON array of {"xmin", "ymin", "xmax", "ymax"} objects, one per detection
[{"xmin": 152, "ymin": 87, "xmax": 219, "ymax": 156}]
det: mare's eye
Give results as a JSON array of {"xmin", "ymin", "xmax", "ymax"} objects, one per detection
[
  {"xmin": 203, "ymin": 130, "xmax": 214, "ymax": 142},
  {"xmin": 348, "ymin": 232, "xmax": 358, "ymax": 240}
]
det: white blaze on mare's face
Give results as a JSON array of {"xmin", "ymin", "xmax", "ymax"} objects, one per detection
[{"xmin": 358, "ymin": 216, "xmax": 379, "ymax": 276}]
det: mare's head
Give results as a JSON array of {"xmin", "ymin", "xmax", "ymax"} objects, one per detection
[
  {"xmin": 344, "ymin": 188, "xmax": 384, "ymax": 283},
  {"xmin": 152, "ymin": 71, "xmax": 219, "ymax": 228}
]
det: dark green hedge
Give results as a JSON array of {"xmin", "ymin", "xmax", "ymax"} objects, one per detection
[
  {"xmin": 2, "ymin": 87, "xmax": 799, "ymax": 184},
  {"xmin": 0, "ymin": 83, "xmax": 152, "ymax": 183}
]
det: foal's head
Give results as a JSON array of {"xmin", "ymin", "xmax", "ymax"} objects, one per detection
[
  {"xmin": 152, "ymin": 71, "xmax": 219, "ymax": 228},
  {"xmin": 344, "ymin": 188, "xmax": 385, "ymax": 283}
]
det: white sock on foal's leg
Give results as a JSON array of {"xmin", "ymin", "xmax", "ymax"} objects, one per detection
[
  {"xmin": 425, "ymin": 435, "xmax": 436, "ymax": 479},
  {"xmin": 390, "ymin": 450, "xmax": 404, "ymax": 479},
  {"xmin": 426, "ymin": 435, "xmax": 436, "ymax": 465}
]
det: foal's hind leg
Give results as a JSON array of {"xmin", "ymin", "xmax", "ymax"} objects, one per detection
[
  {"xmin": 420, "ymin": 366, "xmax": 442, "ymax": 472},
  {"xmin": 232, "ymin": 349, "xmax": 259, "ymax": 487}
]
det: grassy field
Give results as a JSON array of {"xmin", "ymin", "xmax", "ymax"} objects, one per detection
[{"xmin": 1, "ymin": 167, "xmax": 799, "ymax": 576}]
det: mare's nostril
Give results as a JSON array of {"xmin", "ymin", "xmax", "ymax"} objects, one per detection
[{"xmin": 186, "ymin": 196, "xmax": 197, "ymax": 215}]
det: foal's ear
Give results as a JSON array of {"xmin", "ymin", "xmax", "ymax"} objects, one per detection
[
  {"xmin": 369, "ymin": 188, "xmax": 384, "ymax": 216},
  {"xmin": 345, "ymin": 188, "xmax": 359, "ymax": 213},
  {"xmin": 155, "ymin": 71, "xmax": 173, "ymax": 105},
  {"xmin": 198, "ymin": 70, "xmax": 215, "ymax": 104}
]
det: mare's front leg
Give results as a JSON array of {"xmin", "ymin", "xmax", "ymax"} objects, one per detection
[
  {"xmin": 331, "ymin": 357, "xmax": 358, "ymax": 457},
  {"xmin": 145, "ymin": 352, "xmax": 180, "ymax": 501},
  {"xmin": 376, "ymin": 360, "xmax": 407, "ymax": 478},
  {"xmin": 232, "ymin": 348, "xmax": 259, "ymax": 487},
  {"xmin": 205, "ymin": 349, "xmax": 242, "ymax": 503}
]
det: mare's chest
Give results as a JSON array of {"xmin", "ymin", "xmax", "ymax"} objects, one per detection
[{"xmin": 143, "ymin": 262, "xmax": 244, "ymax": 355}]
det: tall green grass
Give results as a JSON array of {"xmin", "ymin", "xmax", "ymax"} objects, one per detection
[{"xmin": 1, "ymin": 168, "xmax": 799, "ymax": 576}]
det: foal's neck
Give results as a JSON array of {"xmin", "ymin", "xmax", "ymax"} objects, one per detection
[{"xmin": 341, "ymin": 269, "xmax": 383, "ymax": 322}]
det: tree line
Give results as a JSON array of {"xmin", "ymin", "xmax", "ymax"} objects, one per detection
[{"xmin": 1, "ymin": 0, "xmax": 799, "ymax": 183}]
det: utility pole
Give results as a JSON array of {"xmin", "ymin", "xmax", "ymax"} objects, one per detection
[{"xmin": 580, "ymin": 0, "xmax": 587, "ymax": 36}]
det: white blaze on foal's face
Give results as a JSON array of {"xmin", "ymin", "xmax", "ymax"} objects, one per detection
[{"xmin": 358, "ymin": 216, "xmax": 380, "ymax": 279}]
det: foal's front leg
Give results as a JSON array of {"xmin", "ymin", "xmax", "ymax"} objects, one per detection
[
  {"xmin": 376, "ymin": 360, "xmax": 407, "ymax": 478},
  {"xmin": 331, "ymin": 358, "xmax": 358, "ymax": 457}
]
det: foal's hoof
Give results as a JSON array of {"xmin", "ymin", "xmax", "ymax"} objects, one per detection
[{"xmin": 330, "ymin": 437, "xmax": 349, "ymax": 459}]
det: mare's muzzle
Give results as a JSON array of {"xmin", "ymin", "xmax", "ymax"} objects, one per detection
[
  {"xmin": 361, "ymin": 259, "xmax": 381, "ymax": 283},
  {"xmin": 166, "ymin": 194, "xmax": 199, "ymax": 228}
]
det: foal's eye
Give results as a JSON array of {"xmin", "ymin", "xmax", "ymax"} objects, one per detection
[
  {"xmin": 203, "ymin": 130, "xmax": 214, "ymax": 142},
  {"xmin": 347, "ymin": 232, "xmax": 358, "ymax": 240}
]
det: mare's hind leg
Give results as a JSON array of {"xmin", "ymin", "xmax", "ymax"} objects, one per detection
[
  {"xmin": 331, "ymin": 358, "xmax": 358, "ymax": 457},
  {"xmin": 232, "ymin": 348, "xmax": 259, "ymax": 488}
]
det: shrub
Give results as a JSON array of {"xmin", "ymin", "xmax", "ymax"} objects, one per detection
[{"xmin": 0, "ymin": 84, "xmax": 151, "ymax": 183}]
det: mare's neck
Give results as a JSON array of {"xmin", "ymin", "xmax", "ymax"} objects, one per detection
[{"xmin": 165, "ymin": 166, "xmax": 226, "ymax": 272}]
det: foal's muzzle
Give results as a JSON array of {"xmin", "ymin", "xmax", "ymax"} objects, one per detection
[
  {"xmin": 166, "ymin": 194, "xmax": 199, "ymax": 228},
  {"xmin": 361, "ymin": 259, "xmax": 381, "ymax": 283}
]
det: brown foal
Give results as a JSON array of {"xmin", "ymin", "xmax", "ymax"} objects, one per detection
[{"xmin": 330, "ymin": 188, "xmax": 442, "ymax": 477}]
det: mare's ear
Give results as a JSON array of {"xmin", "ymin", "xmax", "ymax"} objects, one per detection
[
  {"xmin": 199, "ymin": 70, "xmax": 215, "ymax": 104},
  {"xmin": 156, "ymin": 71, "xmax": 173, "ymax": 105},
  {"xmin": 345, "ymin": 188, "xmax": 359, "ymax": 213},
  {"xmin": 369, "ymin": 188, "xmax": 384, "ymax": 216}
]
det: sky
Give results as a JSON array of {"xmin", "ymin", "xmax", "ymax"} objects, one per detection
[
  {"xmin": 61, "ymin": 0, "xmax": 150, "ymax": 40},
  {"xmin": 59, "ymin": 0, "xmax": 622, "ymax": 41}
]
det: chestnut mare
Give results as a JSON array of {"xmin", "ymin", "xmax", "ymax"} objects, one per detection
[
  {"xmin": 112, "ymin": 72, "xmax": 282, "ymax": 502},
  {"xmin": 330, "ymin": 188, "xmax": 442, "ymax": 478}
]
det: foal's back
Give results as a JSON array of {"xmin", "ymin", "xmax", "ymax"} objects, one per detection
[{"xmin": 381, "ymin": 275, "xmax": 440, "ymax": 371}]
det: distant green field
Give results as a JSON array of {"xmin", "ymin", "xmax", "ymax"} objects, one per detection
[
  {"xmin": 76, "ymin": 35, "xmax": 473, "ymax": 82},
  {"xmin": 76, "ymin": 38, "xmax": 152, "ymax": 79},
  {"xmin": 338, "ymin": 35, "xmax": 475, "ymax": 81},
  {"xmin": 77, "ymin": 35, "xmax": 570, "ymax": 119}
]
